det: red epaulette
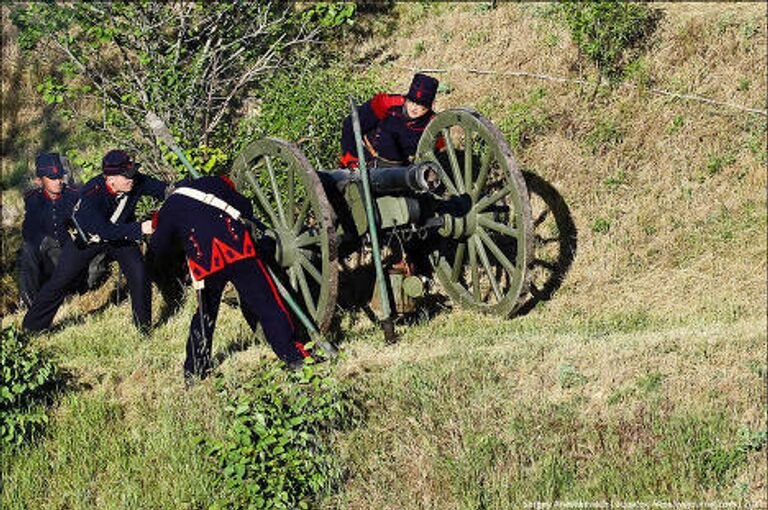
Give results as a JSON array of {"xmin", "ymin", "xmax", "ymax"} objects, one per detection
[{"xmin": 370, "ymin": 93, "xmax": 406, "ymax": 120}]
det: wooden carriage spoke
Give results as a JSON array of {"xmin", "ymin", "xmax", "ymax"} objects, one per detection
[
  {"xmin": 474, "ymin": 234, "xmax": 503, "ymax": 301},
  {"xmin": 441, "ymin": 128, "xmax": 465, "ymax": 193},
  {"xmin": 245, "ymin": 171, "xmax": 279, "ymax": 227},
  {"xmin": 451, "ymin": 242, "xmax": 466, "ymax": 282},
  {"xmin": 297, "ymin": 252, "xmax": 323, "ymax": 283},
  {"xmin": 292, "ymin": 199, "xmax": 311, "ymax": 235},
  {"xmin": 463, "ymin": 129, "xmax": 474, "ymax": 192},
  {"xmin": 471, "ymin": 148, "xmax": 493, "ymax": 201},
  {"xmin": 425, "ymin": 151, "xmax": 459, "ymax": 195},
  {"xmin": 478, "ymin": 214, "xmax": 519, "ymax": 239},
  {"xmin": 475, "ymin": 183, "xmax": 513, "ymax": 212},
  {"xmin": 265, "ymin": 155, "xmax": 287, "ymax": 225},
  {"xmin": 287, "ymin": 161, "xmax": 296, "ymax": 222},
  {"xmin": 468, "ymin": 237, "xmax": 480, "ymax": 300},
  {"xmin": 476, "ymin": 227, "xmax": 516, "ymax": 275},
  {"xmin": 295, "ymin": 266, "xmax": 317, "ymax": 317}
]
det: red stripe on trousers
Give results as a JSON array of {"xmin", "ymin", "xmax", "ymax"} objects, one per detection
[{"xmin": 255, "ymin": 258, "xmax": 295, "ymax": 331}]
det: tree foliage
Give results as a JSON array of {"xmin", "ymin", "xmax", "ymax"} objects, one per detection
[{"xmin": 11, "ymin": 2, "xmax": 356, "ymax": 176}]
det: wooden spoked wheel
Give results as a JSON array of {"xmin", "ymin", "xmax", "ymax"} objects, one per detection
[
  {"xmin": 416, "ymin": 108, "xmax": 534, "ymax": 316},
  {"xmin": 231, "ymin": 138, "xmax": 338, "ymax": 332}
]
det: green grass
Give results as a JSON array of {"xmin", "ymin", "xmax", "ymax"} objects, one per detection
[{"xmin": 2, "ymin": 296, "xmax": 764, "ymax": 509}]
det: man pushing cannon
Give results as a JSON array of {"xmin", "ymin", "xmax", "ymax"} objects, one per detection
[{"xmin": 149, "ymin": 174, "xmax": 310, "ymax": 382}]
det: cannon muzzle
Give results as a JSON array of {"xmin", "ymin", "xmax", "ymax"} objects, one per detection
[{"xmin": 369, "ymin": 161, "xmax": 441, "ymax": 194}]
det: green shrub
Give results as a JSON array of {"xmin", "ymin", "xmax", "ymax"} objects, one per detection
[
  {"xmin": 555, "ymin": 1, "xmax": 661, "ymax": 84},
  {"xmin": 237, "ymin": 59, "xmax": 380, "ymax": 170},
  {"xmin": 0, "ymin": 325, "xmax": 60, "ymax": 447},
  {"xmin": 201, "ymin": 359, "xmax": 357, "ymax": 509}
]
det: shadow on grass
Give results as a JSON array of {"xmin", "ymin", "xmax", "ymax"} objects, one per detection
[{"xmin": 515, "ymin": 170, "xmax": 578, "ymax": 316}]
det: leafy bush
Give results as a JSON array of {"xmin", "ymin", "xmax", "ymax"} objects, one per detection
[
  {"xmin": 0, "ymin": 325, "xmax": 60, "ymax": 447},
  {"xmin": 237, "ymin": 58, "xmax": 381, "ymax": 170},
  {"xmin": 201, "ymin": 358, "xmax": 358, "ymax": 509},
  {"xmin": 555, "ymin": 1, "xmax": 661, "ymax": 84}
]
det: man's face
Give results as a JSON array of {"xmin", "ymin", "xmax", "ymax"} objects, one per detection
[
  {"xmin": 41, "ymin": 176, "xmax": 64, "ymax": 196},
  {"xmin": 405, "ymin": 99, "xmax": 430, "ymax": 120},
  {"xmin": 107, "ymin": 174, "xmax": 134, "ymax": 193}
]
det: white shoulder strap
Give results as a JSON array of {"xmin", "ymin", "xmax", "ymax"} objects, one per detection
[{"xmin": 173, "ymin": 186, "xmax": 242, "ymax": 220}]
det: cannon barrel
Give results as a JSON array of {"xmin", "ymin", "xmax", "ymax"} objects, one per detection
[
  {"xmin": 369, "ymin": 161, "xmax": 441, "ymax": 195},
  {"xmin": 317, "ymin": 161, "xmax": 441, "ymax": 196}
]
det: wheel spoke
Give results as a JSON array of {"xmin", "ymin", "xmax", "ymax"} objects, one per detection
[
  {"xmin": 478, "ymin": 214, "xmax": 519, "ymax": 239},
  {"xmin": 287, "ymin": 161, "xmax": 295, "ymax": 223},
  {"xmin": 297, "ymin": 252, "xmax": 322, "ymax": 283},
  {"xmin": 441, "ymin": 128, "xmax": 465, "ymax": 193},
  {"xmin": 471, "ymin": 147, "xmax": 493, "ymax": 201},
  {"xmin": 295, "ymin": 266, "xmax": 317, "ymax": 317},
  {"xmin": 292, "ymin": 199, "xmax": 310, "ymax": 235},
  {"xmin": 288, "ymin": 265, "xmax": 297, "ymax": 289},
  {"xmin": 463, "ymin": 130, "xmax": 474, "ymax": 192},
  {"xmin": 426, "ymin": 152, "xmax": 459, "ymax": 195},
  {"xmin": 476, "ymin": 183, "xmax": 513, "ymax": 213},
  {"xmin": 245, "ymin": 171, "xmax": 278, "ymax": 227},
  {"xmin": 265, "ymin": 156, "xmax": 287, "ymax": 226},
  {"xmin": 295, "ymin": 230, "xmax": 319, "ymax": 249},
  {"xmin": 451, "ymin": 242, "xmax": 466, "ymax": 281},
  {"xmin": 476, "ymin": 226, "xmax": 516, "ymax": 275},
  {"xmin": 474, "ymin": 234, "xmax": 503, "ymax": 301},
  {"xmin": 468, "ymin": 237, "xmax": 480, "ymax": 300}
]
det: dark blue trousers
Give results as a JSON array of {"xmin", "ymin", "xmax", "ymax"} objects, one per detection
[
  {"xmin": 22, "ymin": 241, "xmax": 151, "ymax": 332},
  {"xmin": 186, "ymin": 257, "xmax": 306, "ymax": 378}
]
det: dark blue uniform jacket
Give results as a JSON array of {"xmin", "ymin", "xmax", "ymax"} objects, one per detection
[
  {"xmin": 150, "ymin": 176, "xmax": 258, "ymax": 281},
  {"xmin": 341, "ymin": 93, "xmax": 435, "ymax": 166},
  {"xmin": 74, "ymin": 174, "xmax": 166, "ymax": 243},
  {"xmin": 22, "ymin": 187, "xmax": 78, "ymax": 248}
]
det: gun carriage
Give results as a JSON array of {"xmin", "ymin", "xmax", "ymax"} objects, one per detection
[{"xmin": 230, "ymin": 104, "xmax": 534, "ymax": 338}]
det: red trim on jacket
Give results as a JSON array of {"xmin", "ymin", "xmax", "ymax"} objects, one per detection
[
  {"xmin": 105, "ymin": 182, "xmax": 118, "ymax": 195},
  {"xmin": 220, "ymin": 175, "xmax": 236, "ymax": 190},
  {"xmin": 42, "ymin": 189, "xmax": 62, "ymax": 201},
  {"xmin": 186, "ymin": 230, "xmax": 257, "ymax": 281}
]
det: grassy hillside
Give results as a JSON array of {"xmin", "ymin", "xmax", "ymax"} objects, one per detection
[{"xmin": 2, "ymin": 3, "xmax": 766, "ymax": 509}]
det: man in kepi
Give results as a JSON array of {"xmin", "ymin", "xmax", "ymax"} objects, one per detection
[
  {"xmin": 339, "ymin": 72, "xmax": 440, "ymax": 169},
  {"xmin": 149, "ymin": 174, "xmax": 310, "ymax": 382},
  {"xmin": 23, "ymin": 149, "xmax": 166, "ymax": 333},
  {"xmin": 16, "ymin": 153, "xmax": 79, "ymax": 307}
]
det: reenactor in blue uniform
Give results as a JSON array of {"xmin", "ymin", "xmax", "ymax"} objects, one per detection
[
  {"xmin": 17, "ymin": 153, "xmax": 79, "ymax": 306},
  {"xmin": 149, "ymin": 175, "xmax": 309, "ymax": 380},
  {"xmin": 340, "ymin": 73, "xmax": 440, "ymax": 169},
  {"xmin": 23, "ymin": 149, "xmax": 167, "ymax": 333}
]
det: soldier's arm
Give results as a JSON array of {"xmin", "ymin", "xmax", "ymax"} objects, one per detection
[
  {"xmin": 137, "ymin": 175, "xmax": 168, "ymax": 200},
  {"xmin": 340, "ymin": 93, "xmax": 398, "ymax": 164},
  {"xmin": 75, "ymin": 193, "xmax": 143, "ymax": 242},
  {"xmin": 148, "ymin": 204, "xmax": 177, "ymax": 258}
]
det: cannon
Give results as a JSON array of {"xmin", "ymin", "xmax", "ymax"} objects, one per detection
[{"xmin": 229, "ymin": 104, "xmax": 534, "ymax": 338}]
